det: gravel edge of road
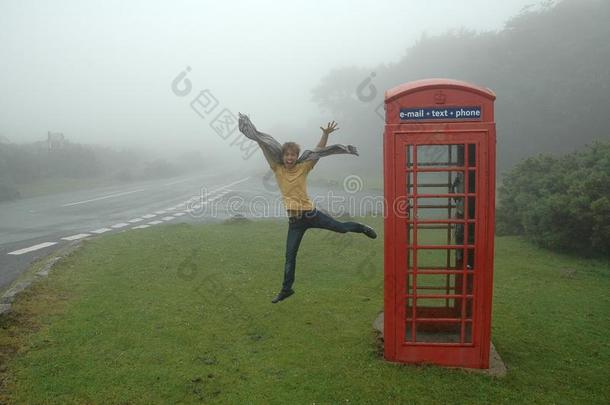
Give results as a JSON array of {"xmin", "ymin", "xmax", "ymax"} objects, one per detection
[{"xmin": 0, "ymin": 240, "xmax": 84, "ymax": 315}]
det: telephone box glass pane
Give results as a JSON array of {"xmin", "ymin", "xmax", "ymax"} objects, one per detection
[
  {"xmin": 416, "ymin": 248, "xmax": 460, "ymax": 269},
  {"xmin": 406, "ymin": 198, "xmax": 415, "ymax": 221},
  {"xmin": 416, "ymin": 197, "xmax": 463, "ymax": 220},
  {"xmin": 453, "ymin": 274, "xmax": 475, "ymax": 296},
  {"xmin": 468, "ymin": 170, "xmax": 476, "ymax": 193},
  {"xmin": 411, "ymin": 223, "xmax": 471, "ymax": 251},
  {"xmin": 409, "ymin": 274, "xmax": 474, "ymax": 297},
  {"xmin": 463, "ymin": 321, "xmax": 473, "ymax": 344},
  {"xmin": 468, "ymin": 144, "xmax": 476, "ymax": 167},
  {"xmin": 415, "ymin": 224, "xmax": 459, "ymax": 246},
  {"xmin": 415, "ymin": 322, "xmax": 461, "ymax": 343},
  {"xmin": 415, "ymin": 171, "xmax": 464, "ymax": 195},
  {"xmin": 415, "ymin": 298, "xmax": 456, "ymax": 316},
  {"xmin": 408, "ymin": 273, "xmax": 457, "ymax": 296},
  {"xmin": 416, "ymin": 144, "xmax": 465, "ymax": 168},
  {"xmin": 466, "ymin": 248, "xmax": 475, "ymax": 270},
  {"xmin": 406, "ymin": 299, "xmax": 459, "ymax": 318},
  {"xmin": 405, "ymin": 145, "xmax": 413, "ymax": 168},
  {"xmin": 405, "ymin": 320, "xmax": 414, "ymax": 342},
  {"xmin": 468, "ymin": 223, "xmax": 475, "ymax": 244},
  {"xmin": 467, "ymin": 197, "xmax": 476, "ymax": 219},
  {"xmin": 408, "ymin": 223, "xmax": 414, "ymax": 245},
  {"xmin": 464, "ymin": 298, "xmax": 474, "ymax": 318}
]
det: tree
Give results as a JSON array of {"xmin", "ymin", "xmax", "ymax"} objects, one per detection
[{"xmin": 311, "ymin": 0, "xmax": 610, "ymax": 173}]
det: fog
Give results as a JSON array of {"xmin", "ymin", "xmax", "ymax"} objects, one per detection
[{"xmin": 0, "ymin": 0, "xmax": 535, "ymax": 172}]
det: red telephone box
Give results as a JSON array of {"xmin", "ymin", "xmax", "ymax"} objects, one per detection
[{"xmin": 383, "ymin": 79, "xmax": 496, "ymax": 368}]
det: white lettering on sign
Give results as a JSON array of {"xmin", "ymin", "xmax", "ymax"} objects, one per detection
[{"xmin": 399, "ymin": 106, "xmax": 482, "ymax": 121}]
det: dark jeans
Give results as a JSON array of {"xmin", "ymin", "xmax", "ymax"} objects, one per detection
[{"xmin": 281, "ymin": 208, "xmax": 364, "ymax": 292}]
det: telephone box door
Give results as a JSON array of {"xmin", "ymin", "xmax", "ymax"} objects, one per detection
[{"xmin": 389, "ymin": 128, "xmax": 493, "ymax": 368}]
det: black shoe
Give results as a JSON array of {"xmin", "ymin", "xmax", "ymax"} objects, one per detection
[
  {"xmin": 362, "ymin": 225, "xmax": 377, "ymax": 239},
  {"xmin": 271, "ymin": 289, "xmax": 294, "ymax": 303}
]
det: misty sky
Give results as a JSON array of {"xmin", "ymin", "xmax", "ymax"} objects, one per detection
[{"xmin": 1, "ymin": 0, "xmax": 536, "ymax": 158}]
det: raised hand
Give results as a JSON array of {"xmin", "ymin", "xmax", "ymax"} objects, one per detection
[{"xmin": 320, "ymin": 121, "xmax": 339, "ymax": 136}]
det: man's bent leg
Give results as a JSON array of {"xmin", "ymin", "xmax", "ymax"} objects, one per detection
[
  {"xmin": 309, "ymin": 209, "xmax": 364, "ymax": 233},
  {"xmin": 309, "ymin": 209, "xmax": 377, "ymax": 238}
]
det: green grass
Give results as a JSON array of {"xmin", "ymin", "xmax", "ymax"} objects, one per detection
[{"xmin": 1, "ymin": 217, "xmax": 609, "ymax": 404}]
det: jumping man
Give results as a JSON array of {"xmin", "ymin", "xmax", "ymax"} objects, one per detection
[{"xmin": 237, "ymin": 115, "xmax": 377, "ymax": 303}]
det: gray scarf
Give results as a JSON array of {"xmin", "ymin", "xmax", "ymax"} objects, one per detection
[{"xmin": 238, "ymin": 113, "xmax": 359, "ymax": 164}]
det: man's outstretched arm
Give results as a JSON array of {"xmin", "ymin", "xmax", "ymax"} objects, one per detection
[
  {"xmin": 316, "ymin": 120, "xmax": 339, "ymax": 150},
  {"xmin": 310, "ymin": 121, "xmax": 339, "ymax": 168},
  {"xmin": 260, "ymin": 142, "xmax": 279, "ymax": 170},
  {"xmin": 238, "ymin": 113, "xmax": 283, "ymax": 169}
]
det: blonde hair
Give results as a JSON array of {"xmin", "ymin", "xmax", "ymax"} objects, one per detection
[{"xmin": 281, "ymin": 142, "xmax": 300, "ymax": 156}]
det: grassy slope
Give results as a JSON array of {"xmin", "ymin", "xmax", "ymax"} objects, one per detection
[{"xmin": 1, "ymin": 217, "xmax": 608, "ymax": 404}]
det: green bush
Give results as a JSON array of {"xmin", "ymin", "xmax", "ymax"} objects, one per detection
[{"xmin": 497, "ymin": 141, "xmax": 610, "ymax": 256}]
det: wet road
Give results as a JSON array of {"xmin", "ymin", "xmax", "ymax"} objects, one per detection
[{"xmin": 0, "ymin": 171, "xmax": 381, "ymax": 291}]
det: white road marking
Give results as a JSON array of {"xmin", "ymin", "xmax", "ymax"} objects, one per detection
[
  {"xmin": 61, "ymin": 189, "xmax": 146, "ymax": 207},
  {"xmin": 174, "ymin": 212, "xmax": 186, "ymax": 217},
  {"xmin": 61, "ymin": 233, "xmax": 91, "ymax": 241},
  {"xmin": 8, "ymin": 242, "xmax": 58, "ymax": 255},
  {"xmin": 164, "ymin": 177, "xmax": 195, "ymax": 186},
  {"xmin": 132, "ymin": 225, "xmax": 150, "ymax": 230},
  {"xmin": 181, "ymin": 179, "xmax": 243, "ymax": 205},
  {"xmin": 91, "ymin": 227, "xmax": 113, "ymax": 234},
  {"xmin": 212, "ymin": 177, "xmax": 249, "ymax": 192},
  {"xmin": 57, "ymin": 179, "xmax": 248, "ymax": 241},
  {"xmin": 195, "ymin": 189, "xmax": 232, "ymax": 204}
]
